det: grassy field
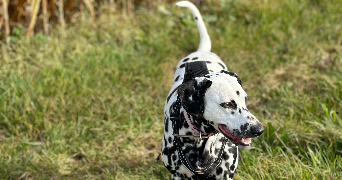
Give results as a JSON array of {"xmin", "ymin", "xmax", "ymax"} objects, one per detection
[{"xmin": 0, "ymin": 0, "xmax": 341, "ymax": 179}]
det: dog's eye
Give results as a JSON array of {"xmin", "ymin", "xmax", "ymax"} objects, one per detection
[
  {"xmin": 220, "ymin": 101, "xmax": 237, "ymax": 109},
  {"xmin": 220, "ymin": 103, "xmax": 229, "ymax": 108}
]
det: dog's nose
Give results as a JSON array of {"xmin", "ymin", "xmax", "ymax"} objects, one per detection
[{"xmin": 251, "ymin": 124, "xmax": 264, "ymax": 137}]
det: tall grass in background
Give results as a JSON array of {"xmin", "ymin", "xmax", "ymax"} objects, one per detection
[
  {"xmin": 0, "ymin": 0, "xmax": 341, "ymax": 179},
  {"xmin": 0, "ymin": 0, "xmax": 204, "ymax": 42}
]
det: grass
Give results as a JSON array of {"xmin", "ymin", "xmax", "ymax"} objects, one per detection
[{"xmin": 0, "ymin": 0, "xmax": 341, "ymax": 179}]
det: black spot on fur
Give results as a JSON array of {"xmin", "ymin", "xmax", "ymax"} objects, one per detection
[
  {"xmin": 220, "ymin": 70, "xmax": 242, "ymax": 86},
  {"xmin": 183, "ymin": 61, "xmax": 209, "ymax": 83},
  {"xmin": 166, "ymin": 86, "xmax": 180, "ymax": 103},
  {"xmin": 240, "ymin": 123, "xmax": 249, "ymax": 132},
  {"xmin": 226, "ymin": 140, "xmax": 233, "ymax": 147},
  {"xmin": 169, "ymin": 101, "xmax": 180, "ymax": 121},
  {"xmin": 225, "ymin": 162, "xmax": 229, "ymax": 168},
  {"xmin": 192, "ymin": 57, "xmax": 198, "ymax": 60},
  {"xmin": 164, "ymin": 116, "xmax": 169, "ymax": 132},
  {"xmin": 168, "ymin": 137, "xmax": 172, "ymax": 143},
  {"xmin": 214, "ymin": 148, "xmax": 220, "ymax": 155},
  {"xmin": 230, "ymin": 164, "xmax": 235, "ymax": 171},
  {"xmin": 183, "ymin": 120, "xmax": 189, "ymax": 128},
  {"xmin": 180, "ymin": 64, "xmax": 185, "ymax": 68},
  {"xmin": 216, "ymin": 167, "xmax": 223, "ymax": 175},
  {"xmin": 195, "ymin": 16, "xmax": 198, "ymax": 20},
  {"xmin": 219, "ymin": 137, "xmax": 226, "ymax": 142},
  {"xmin": 182, "ymin": 137, "xmax": 196, "ymax": 145},
  {"xmin": 239, "ymin": 108, "xmax": 242, "ymax": 114},
  {"xmin": 236, "ymin": 91, "xmax": 240, "ymax": 95},
  {"xmin": 199, "ymin": 150, "xmax": 214, "ymax": 167},
  {"xmin": 222, "ymin": 151, "xmax": 229, "ymax": 160},
  {"xmin": 162, "ymin": 146, "xmax": 177, "ymax": 166},
  {"xmin": 166, "ymin": 165, "xmax": 172, "ymax": 172},
  {"xmin": 203, "ymin": 123, "xmax": 217, "ymax": 133},
  {"xmin": 172, "ymin": 154, "xmax": 177, "ymax": 161},
  {"xmin": 163, "ymin": 136, "xmax": 167, "ymax": 147},
  {"xmin": 175, "ymin": 75, "xmax": 180, "ymax": 81},
  {"xmin": 223, "ymin": 171, "xmax": 229, "ymax": 179},
  {"xmin": 206, "ymin": 61, "xmax": 212, "ymax": 64},
  {"xmin": 218, "ymin": 62, "xmax": 225, "ymax": 69},
  {"xmin": 183, "ymin": 58, "xmax": 190, "ymax": 62},
  {"xmin": 229, "ymin": 147, "xmax": 238, "ymax": 166}
]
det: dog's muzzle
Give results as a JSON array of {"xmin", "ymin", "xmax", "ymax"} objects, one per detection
[{"xmin": 218, "ymin": 123, "xmax": 264, "ymax": 146}]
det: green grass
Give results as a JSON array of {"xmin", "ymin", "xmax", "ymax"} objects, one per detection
[{"xmin": 0, "ymin": 0, "xmax": 341, "ymax": 179}]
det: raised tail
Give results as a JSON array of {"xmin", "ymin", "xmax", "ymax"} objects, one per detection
[{"xmin": 176, "ymin": 1, "xmax": 211, "ymax": 52}]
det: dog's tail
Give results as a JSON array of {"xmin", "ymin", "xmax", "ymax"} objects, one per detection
[{"xmin": 176, "ymin": 1, "xmax": 211, "ymax": 52}]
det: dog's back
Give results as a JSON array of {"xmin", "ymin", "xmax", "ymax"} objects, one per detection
[{"xmin": 167, "ymin": 1, "xmax": 228, "ymax": 104}]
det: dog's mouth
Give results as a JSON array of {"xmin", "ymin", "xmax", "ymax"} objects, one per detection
[{"xmin": 218, "ymin": 124, "xmax": 251, "ymax": 146}]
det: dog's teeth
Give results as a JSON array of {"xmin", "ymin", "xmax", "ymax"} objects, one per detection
[{"xmin": 241, "ymin": 138, "xmax": 249, "ymax": 145}]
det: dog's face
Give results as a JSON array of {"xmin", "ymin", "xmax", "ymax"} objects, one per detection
[{"xmin": 180, "ymin": 70, "xmax": 264, "ymax": 146}]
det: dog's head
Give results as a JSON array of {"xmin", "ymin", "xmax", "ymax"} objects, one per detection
[{"xmin": 179, "ymin": 70, "xmax": 264, "ymax": 146}]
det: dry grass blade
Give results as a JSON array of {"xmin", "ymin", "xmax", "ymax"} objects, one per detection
[
  {"xmin": 26, "ymin": 0, "xmax": 42, "ymax": 37},
  {"xmin": 2, "ymin": 0, "xmax": 10, "ymax": 43},
  {"xmin": 2, "ymin": 0, "xmax": 180, "ymax": 41},
  {"xmin": 126, "ymin": 0, "xmax": 132, "ymax": 16},
  {"xmin": 18, "ymin": 172, "xmax": 31, "ymax": 180},
  {"xmin": 59, "ymin": 0, "xmax": 65, "ymax": 29},
  {"xmin": 0, "ymin": 1, "xmax": 3, "ymax": 30},
  {"xmin": 42, "ymin": 0, "xmax": 49, "ymax": 35},
  {"xmin": 82, "ymin": 0, "xmax": 95, "ymax": 19}
]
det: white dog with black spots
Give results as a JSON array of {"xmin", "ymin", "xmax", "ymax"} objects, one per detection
[{"xmin": 160, "ymin": 1, "xmax": 264, "ymax": 179}]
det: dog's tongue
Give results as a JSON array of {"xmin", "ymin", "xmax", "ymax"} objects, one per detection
[
  {"xmin": 242, "ymin": 138, "xmax": 251, "ymax": 144},
  {"xmin": 218, "ymin": 124, "xmax": 251, "ymax": 146}
]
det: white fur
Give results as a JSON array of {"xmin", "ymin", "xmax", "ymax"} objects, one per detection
[{"xmin": 176, "ymin": 1, "xmax": 211, "ymax": 52}]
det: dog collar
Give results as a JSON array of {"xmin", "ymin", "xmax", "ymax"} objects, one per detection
[
  {"xmin": 183, "ymin": 108, "xmax": 201, "ymax": 135},
  {"xmin": 173, "ymin": 107, "xmax": 218, "ymax": 139}
]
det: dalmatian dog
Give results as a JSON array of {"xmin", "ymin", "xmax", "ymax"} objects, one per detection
[{"xmin": 160, "ymin": 1, "xmax": 264, "ymax": 180}]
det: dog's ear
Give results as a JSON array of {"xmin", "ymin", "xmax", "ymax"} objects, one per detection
[
  {"xmin": 220, "ymin": 70, "xmax": 242, "ymax": 86},
  {"xmin": 178, "ymin": 78, "xmax": 212, "ymax": 118}
]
